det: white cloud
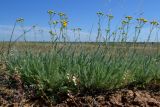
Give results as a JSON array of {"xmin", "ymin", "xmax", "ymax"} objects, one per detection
[
  {"xmin": 0, "ymin": 24, "xmax": 158, "ymax": 42},
  {"xmin": 0, "ymin": 25, "xmax": 95, "ymax": 42}
]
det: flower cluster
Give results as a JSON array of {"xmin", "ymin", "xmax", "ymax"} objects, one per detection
[
  {"xmin": 66, "ymin": 73, "xmax": 79, "ymax": 86},
  {"xmin": 137, "ymin": 18, "xmax": 148, "ymax": 23},
  {"xmin": 150, "ymin": 20, "xmax": 159, "ymax": 26},
  {"xmin": 61, "ymin": 20, "xmax": 68, "ymax": 28}
]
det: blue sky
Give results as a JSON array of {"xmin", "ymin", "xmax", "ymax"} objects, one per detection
[{"xmin": 0, "ymin": 0, "xmax": 160, "ymax": 41}]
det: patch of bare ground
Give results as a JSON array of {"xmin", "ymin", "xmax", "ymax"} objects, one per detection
[
  {"xmin": 56, "ymin": 87, "xmax": 160, "ymax": 107},
  {"xmin": 0, "ymin": 63, "xmax": 160, "ymax": 107},
  {"xmin": 0, "ymin": 63, "xmax": 49, "ymax": 107}
]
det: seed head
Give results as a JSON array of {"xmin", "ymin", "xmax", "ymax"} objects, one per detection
[
  {"xmin": 71, "ymin": 28, "xmax": 76, "ymax": 31},
  {"xmin": 143, "ymin": 19, "xmax": 148, "ymax": 23},
  {"xmin": 49, "ymin": 30, "xmax": 57, "ymax": 36},
  {"xmin": 122, "ymin": 20, "xmax": 129, "ymax": 25},
  {"xmin": 77, "ymin": 28, "xmax": 82, "ymax": 31},
  {"xmin": 135, "ymin": 26, "xmax": 141, "ymax": 29},
  {"xmin": 58, "ymin": 12, "xmax": 65, "ymax": 17},
  {"xmin": 53, "ymin": 21, "xmax": 59, "ymax": 25},
  {"xmin": 137, "ymin": 18, "xmax": 148, "ymax": 23},
  {"xmin": 112, "ymin": 32, "xmax": 116, "ymax": 35},
  {"xmin": 118, "ymin": 27, "xmax": 123, "ymax": 30},
  {"xmin": 125, "ymin": 16, "xmax": 133, "ymax": 20},
  {"xmin": 150, "ymin": 20, "xmax": 159, "ymax": 26},
  {"xmin": 122, "ymin": 32, "xmax": 126, "ymax": 35},
  {"xmin": 47, "ymin": 10, "xmax": 56, "ymax": 15},
  {"xmin": 137, "ymin": 18, "xmax": 144, "ymax": 21},
  {"xmin": 107, "ymin": 14, "xmax": 114, "ymax": 20},
  {"xmin": 16, "ymin": 18, "xmax": 24, "ymax": 23},
  {"xmin": 32, "ymin": 25, "xmax": 36, "ymax": 28},
  {"xmin": 97, "ymin": 12, "xmax": 104, "ymax": 16},
  {"xmin": 106, "ymin": 29, "xmax": 110, "ymax": 32}
]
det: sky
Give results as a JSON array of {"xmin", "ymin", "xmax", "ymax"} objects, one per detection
[{"xmin": 0, "ymin": 0, "xmax": 160, "ymax": 42}]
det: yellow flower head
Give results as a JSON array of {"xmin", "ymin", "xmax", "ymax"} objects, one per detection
[{"xmin": 61, "ymin": 20, "xmax": 68, "ymax": 28}]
